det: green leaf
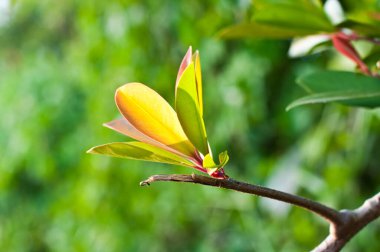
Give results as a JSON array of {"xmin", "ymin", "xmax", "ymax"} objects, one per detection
[
  {"xmin": 363, "ymin": 47, "xmax": 380, "ymax": 66},
  {"xmin": 253, "ymin": 0, "xmax": 335, "ymax": 32},
  {"xmin": 339, "ymin": 1, "xmax": 380, "ymax": 36},
  {"xmin": 287, "ymin": 91, "xmax": 380, "ymax": 110},
  {"xmin": 287, "ymin": 71, "xmax": 380, "ymax": 110},
  {"xmin": 218, "ymin": 22, "xmax": 319, "ymax": 39},
  {"xmin": 218, "ymin": 151, "xmax": 229, "ymax": 168},
  {"xmin": 219, "ymin": 1, "xmax": 334, "ymax": 40},
  {"xmin": 87, "ymin": 141, "xmax": 194, "ymax": 167},
  {"xmin": 175, "ymin": 62, "xmax": 209, "ymax": 155},
  {"xmin": 337, "ymin": 19, "xmax": 380, "ymax": 37}
]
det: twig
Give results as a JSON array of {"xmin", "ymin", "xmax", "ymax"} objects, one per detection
[
  {"xmin": 312, "ymin": 192, "xmax": 380, "ymax": 252},
  {"xmin": 140, "ymin": 174, "xmax": 343, "ymax": 226}
]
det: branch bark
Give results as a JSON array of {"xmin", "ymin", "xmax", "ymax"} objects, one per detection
[
  {"xmin": 312, "ymin": 192, "xmax": 380, "ymax": 252},
  {"xmin": 140, "ymin": 174, "xmax": 380, "ymax": 252},
  {"xmin": 140, "ymin": 174, "xmax": 343, "ymax": 225}
]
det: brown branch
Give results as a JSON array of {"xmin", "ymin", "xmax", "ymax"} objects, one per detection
[
  {"xmin": 141, "ymin": 174, "xmax": 380, "ymax": 252},
  {"xmin": 312, "ymin": 192, "xmax": 380, "ymax": 252},
  {"xmin": 140, "ymin": 174, "xmax": 343, "ymax": 226}
]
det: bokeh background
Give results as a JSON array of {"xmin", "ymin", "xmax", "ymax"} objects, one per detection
[{"xmin": 1, "ymin": 0, "xmax": 380, "ymax": 251}]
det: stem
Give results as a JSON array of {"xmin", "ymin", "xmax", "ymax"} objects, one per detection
[{"xmin": 140, "ymin": 174, "xmax": 343, "ymax": 226}]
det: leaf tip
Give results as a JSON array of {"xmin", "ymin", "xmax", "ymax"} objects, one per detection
[
  {"xmin": 86, "ymin": 147, "xmax": 96, "ymax": 154},
  {"xmin": 286, "ymin": 100, "xmax": 301, "ymax": 111},
  {"xmin": 215, "ymin": 26, "xmax": 232, "ymax": 39},
  {"xmin": 285, "ymin": 105, "xmax": 293, "ymax": 111}
]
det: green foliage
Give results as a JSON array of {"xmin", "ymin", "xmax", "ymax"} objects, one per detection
[
  {"xmin": 220, "ymin": 0, "xmax": 380, "ymax": 109},
  {"xmin": 220, "ymin": 0, "xmax": 335, "ymax": 39},
  {"xmin": 221, "ymin": 0, "xmax": 380, "ymax": 38},
  {"xmin": 219, "ymin": 22, "xmax": 318, "ymax": 39},
  {"xmin": 339, "ymin": 0, "xmax": 380, "ymax": 36},
  {"xmin": 253, "ymin": 0, "xmax": 334, "ymax": 32},
  {"xmin": 287, "ymin": 71, "xmax": 380, "ymax": 110}
]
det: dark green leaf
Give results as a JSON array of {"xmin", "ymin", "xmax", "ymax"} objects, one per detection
[
  {"xmin": 363, "ymin": 47, "xmax": 380, "ymax": 67},
  {"xmin": 287, "ymin": 71, "xmax": 380, "ymax": 110},
  {"xmin": 337, "ymin": 19, "xmax": 380, "ymax": 36},
  {"xmin": 287, "ymin": 91, "xmax": 380, "ymax": 110},
  {"xmin": 339, "ymin": 0, "xmax": 380, "ymax": 36},
  {"xmin": 252, "ymin": 0, "xmax": 334, "ymax": 31},
  {"xmin": 218, "ymin": 22, "xmax": 320, "ymax": 40}
]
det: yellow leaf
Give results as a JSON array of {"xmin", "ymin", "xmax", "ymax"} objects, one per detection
[
  {"xmin": 104, "ymin": 118, "xmax": 191, "ymax": 159},
  {"xmin": 193, "ymin": 50, "xmax": 203, "ymax": 116},
  {"xmin": 115, "ymin": 82, "xmax": 196, "ymax": 157}
]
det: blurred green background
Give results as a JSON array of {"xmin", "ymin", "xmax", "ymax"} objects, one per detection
[{"xmin": 1, "ymin": 0, "xmax": 380, "ymax": 251}]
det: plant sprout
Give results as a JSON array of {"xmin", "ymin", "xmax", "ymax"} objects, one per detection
[{"xmin": 87, "ymin": 47, "xmax": 229, "ymax": 179}]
